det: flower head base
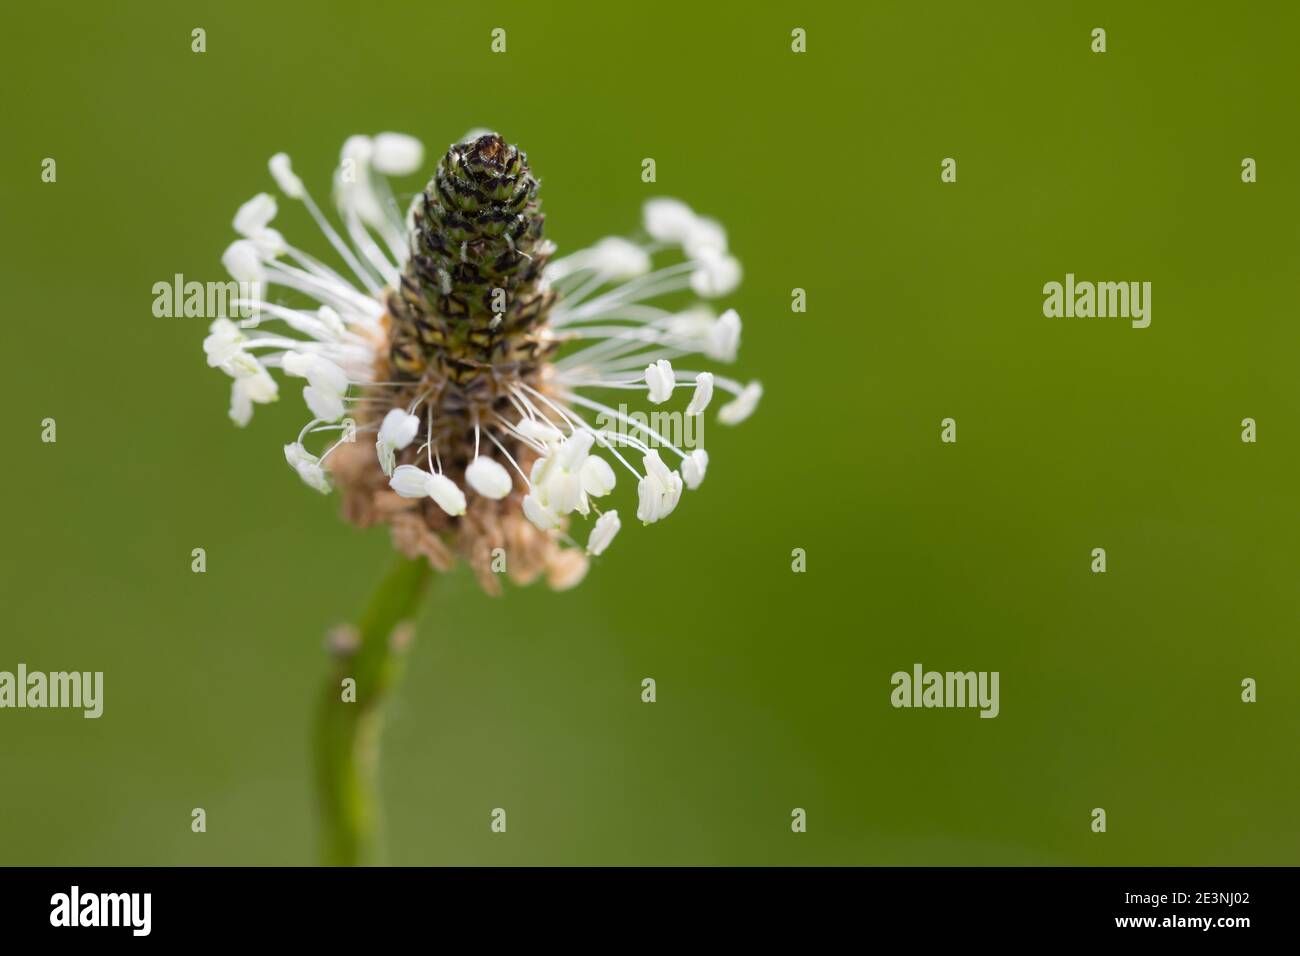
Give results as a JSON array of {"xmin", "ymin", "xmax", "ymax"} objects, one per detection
[{"xmin": 200, "ymin": 132, "xmax": 762, "ymax": 593}]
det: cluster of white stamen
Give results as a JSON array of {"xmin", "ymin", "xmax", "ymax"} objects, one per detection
[
  {"xmin": 283, "ymin": 442, "xmax": 331, "ymax": 495},
  {"xmin": 376, "ymin": 408, "xmax": 420, "ymax": 476},
  {"xmin": 644, "ymin": 359, "xmax": 675, "ymax": 404},
  {"xmin": 203, "ymin": 133, "xmax": 762, "ymax": 572},
  {"xmin": 390, "ymin": 465, "xmax": 467, "ymax": 516},
  {"xmin": 636, "ymin": 450, "xmax": 684, "ymax": 524},
  {"xmin": 465, "ymin": 457, "xmax": 514, "ymax": 500},
  {"xmin": 522, "ymin": 430, "xmax": 616, "ymax": 528},
  {"xmin": 686, "ymin": 373, "xmax": 714, "ymax": 416},
  {"xmin": 282, "ymin": 351, "xmax": 350, "ymax": 422},
  {"xmin": 587, "ymin": 511, "xmax": 621, "ymax": 556},
  {"xmin": 682, "ymin": 449, "xmax": 709, "ymax": 490}
]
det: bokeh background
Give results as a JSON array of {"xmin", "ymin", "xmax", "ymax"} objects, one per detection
[{"xmin": 2, "ymin": 0, "xmax": 1298, "ymax": 865}]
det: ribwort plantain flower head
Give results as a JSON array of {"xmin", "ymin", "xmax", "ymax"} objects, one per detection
[{"xmin": 202, "ymin": 132, "xmax": 761, "ymax": 593}]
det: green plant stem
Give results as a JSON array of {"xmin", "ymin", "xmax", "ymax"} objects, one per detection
[{"xmin": 314, "ymin": 555, "xmax": 432, "ymax": 866}]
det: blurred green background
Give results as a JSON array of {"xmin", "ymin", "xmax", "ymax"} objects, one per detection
[{"xmin": 2, "ymin": 0, "xmax": 1297, "ymax": 865}]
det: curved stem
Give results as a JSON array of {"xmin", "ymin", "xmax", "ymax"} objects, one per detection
[{"xmin": 314, "ymin": 555, "xmax": 432, "ymax": 866}]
